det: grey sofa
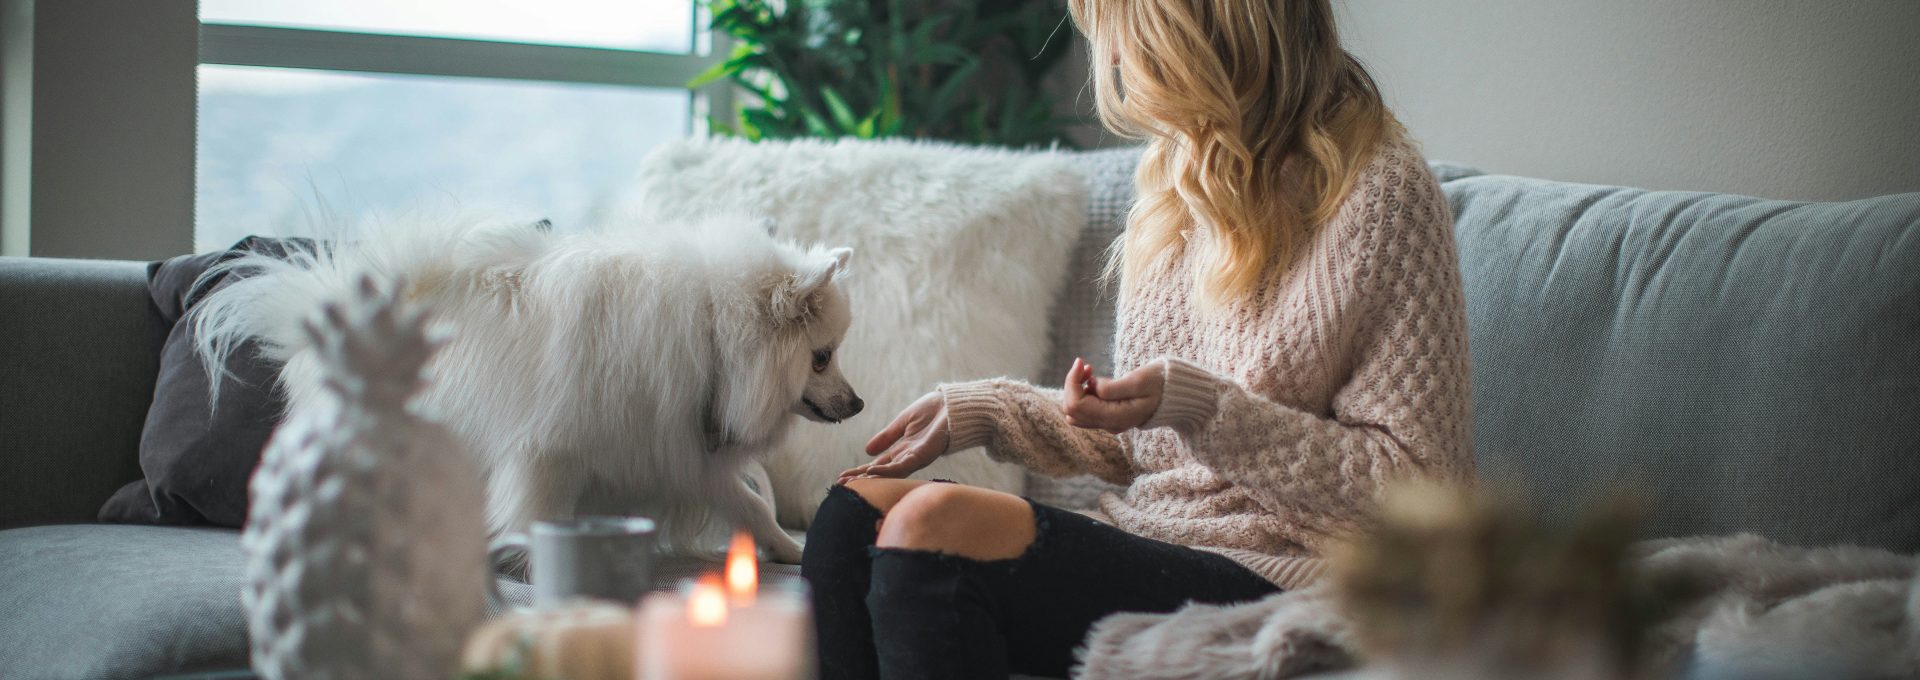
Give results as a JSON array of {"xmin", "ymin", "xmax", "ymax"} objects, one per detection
[{"xmin": 3, "ymin": 149, "xmax": 1917, "ymax": 679}]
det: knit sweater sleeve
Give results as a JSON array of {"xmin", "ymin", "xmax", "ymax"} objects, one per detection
[
  {"xmin": 1140, "ymin": 158, "xmax": 1475, "ymax": 528},
  {"xmin": 937, "ymin": 379, "xmax": 1135, "ymax": 486}
]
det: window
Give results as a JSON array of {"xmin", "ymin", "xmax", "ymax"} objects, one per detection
[
  {"xmin": 195, "ymin": 1, "xmax": 721, "ymax": 251},
  {"xmin": 201, "ymin": 0, "xmax": 697, "ymax": 52}
]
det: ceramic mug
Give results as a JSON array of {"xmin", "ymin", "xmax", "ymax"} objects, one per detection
[{"xmin": 487, "ymin": 516, "xmax": 659, "ymax": 609}]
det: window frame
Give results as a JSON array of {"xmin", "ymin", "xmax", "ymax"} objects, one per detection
[
  {"xmin": 198, "ymin": 19, "xmax": 732, "ymax": 125},
  {"xmin": 0, "ymin": 2, "xmax": 729, "ymax": 258},
  {"xmin": 191, "ymin": 8, "xmax": 731, "ymax": 249}
]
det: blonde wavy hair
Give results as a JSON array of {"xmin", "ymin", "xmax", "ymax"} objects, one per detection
[{"xmin": 1068, "ymin": 0, "xmax": 1402, "ymax": 307}]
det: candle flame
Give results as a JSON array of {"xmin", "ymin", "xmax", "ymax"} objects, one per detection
[
  {"xmin": 726, "ymin": 530, "xmax": 758, "ymax": 605},
  {"xmin": 688, "ymin": 574, "xmax": 728, "ymax": 627}
]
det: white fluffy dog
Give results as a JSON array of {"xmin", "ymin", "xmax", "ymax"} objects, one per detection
[{"xmin": 193, "ymin": 215, "xmax": 861, "ymax": 563}]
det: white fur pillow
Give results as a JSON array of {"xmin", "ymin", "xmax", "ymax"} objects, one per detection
[{"xmin": 617, "ymin": 138, "xmax": 1086, "ymax": 527}]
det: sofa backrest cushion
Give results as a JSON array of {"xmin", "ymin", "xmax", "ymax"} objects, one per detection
[
  {"xmin": 1451, "ymin": 177, "xmax": 1920, "ymax": 550},
  {"xmin": 1024, "ymin": 148, "xmax": 1141, "ymax": 510},
  {"xmin": 0, "ymin": 258, "xmax": 161, "ymax": 529},
  {"xmin": 1043, "ymin": 147, "xmax": 1142, "ymax": 380}
]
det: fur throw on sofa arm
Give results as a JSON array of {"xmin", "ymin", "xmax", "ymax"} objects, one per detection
[{"xmin": 1074, "ymin": 534, "xmax": 1920, "ymax": 680}]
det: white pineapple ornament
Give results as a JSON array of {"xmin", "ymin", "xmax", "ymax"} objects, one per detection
[{"xmin": 243, "ymin": 276, "xmax": 491, "ymax": 680}]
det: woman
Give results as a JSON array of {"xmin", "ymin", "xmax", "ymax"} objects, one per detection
[{"xmin": 801, "ymin": 1, "xmax": 1473, "ymax": 678}]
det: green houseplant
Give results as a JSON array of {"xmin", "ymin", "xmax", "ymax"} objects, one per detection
[{"xmin": 692, "ymin": 0, "xmax": 1079, "ymax": 148}]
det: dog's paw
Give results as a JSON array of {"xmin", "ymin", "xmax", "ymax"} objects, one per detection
[
  {"xmin": 490, "ymin": 545, "xmax": 531, "ymax": 580},
  {"xmin": 764, "ymin": 534, "xmax": 806, "ymax": 564}
]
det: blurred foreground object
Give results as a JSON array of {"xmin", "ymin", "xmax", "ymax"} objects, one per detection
[
  {"xmin": 244, "ymin": 277, "xmax": 491, "ymax": 679},
  {"xmin": 462, "ymin": 603, "xmax": 637, "ymax": 680},
  {"xmin": 1328, "ymin": 482, "xmax": 1696, "ymax": 680}
]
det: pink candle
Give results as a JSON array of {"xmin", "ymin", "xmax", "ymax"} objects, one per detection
[{"xmin": 636, "ymin": 534, "xmax": 812, "ymax": 680}]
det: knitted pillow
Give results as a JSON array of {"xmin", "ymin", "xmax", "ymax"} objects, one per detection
[{"xmin": 1023, "ymin": 147, "xmax": 1141, "ymax": 511}]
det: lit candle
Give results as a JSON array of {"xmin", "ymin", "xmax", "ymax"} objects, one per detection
[
  {"xmin": 726, "ymin": 531, "xmax": 757, "ymax": 607},
  {"xmin": 637, "ymin": 531, "xmax": 812, "ymax": 680},
  {"xmin": 688, "ymin": 575, "xmax": 729, "ymax": 627}
]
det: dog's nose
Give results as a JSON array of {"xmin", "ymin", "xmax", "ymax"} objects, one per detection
[{"xmin": 848, "ymin": 397, "xmax": 864, "ymax": 417}]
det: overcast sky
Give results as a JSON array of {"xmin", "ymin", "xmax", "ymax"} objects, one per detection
[{"xmin": 202, "ymin": 0, "xmax": 693, "ymax": 94}]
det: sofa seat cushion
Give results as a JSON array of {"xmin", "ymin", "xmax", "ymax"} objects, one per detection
[
  {"xmin": 1449, "ymin": 177, "xmax": 1920, "ymax": 550},
  {"xmin": 0, "ymin": 524, "xmax": 798, "ymax": 679},
  {"xmin": 0, "ymin": 525, "xmax": 251, "ymax": 679},
  {"xmin": 0, "ymin": 258, "xmax": 160, "ymax": 530}
]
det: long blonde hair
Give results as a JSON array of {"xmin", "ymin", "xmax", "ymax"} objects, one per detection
[{"xmin": 1068, "ymin": 0, "xmax": 1402, "ymax": 307}]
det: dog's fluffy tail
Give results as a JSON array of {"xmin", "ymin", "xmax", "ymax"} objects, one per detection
[
  {"xmin": 192, "ymin": 242, "xmax": 337, "ymax": 403},
  {"xmin": 191, "ymin": 215, "xmax": 547, "ymax": 403}
]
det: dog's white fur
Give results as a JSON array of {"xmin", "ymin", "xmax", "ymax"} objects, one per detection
[{"xmin": 193, "ymin": 215, "xmax": 860, "ymax": 563}]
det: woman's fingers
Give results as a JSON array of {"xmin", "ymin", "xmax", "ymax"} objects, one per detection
[
  {"xmin": 837, "ymin": 458, "xmax": 877, "ymax": 482},
  {"xmin": 1089, "ymin": 374, "xmax": 1147, "ymax": 401},
  {"xmin": 1064, "ymin": 358, "xmax": 1105, "ymax": 417},
  {"xmin": 1064, "ymin": 357, "xmax": 1087, "ymax": 401},
  {"xmin": 1066, "ymin": 394, "xmax": 1124, "ymax": 427},
  {"xmin": 863, "ymin": 453, "xmax": 918, "ymax": 478},
  {"xmin": 1075, "ymin": 395, "xmax": 1159, "ymax": 433},
  {"xmin": 865, "ymin": 410, "xmax": 913, "ymax": 455},
  {"xmin": 854, "ymin": 434, "xmax": 929, "ymax": 479},
  {"xmin": 1064, "ymin": 362, "xmax": 1166, "ymax": 433},
  {"xmin": 867, "ymin": 391, "xmax": 950, "ymax": 455},
  {"xmin": 1067, "ymin": 358, "xmax": 1126, "ymax": 430}
]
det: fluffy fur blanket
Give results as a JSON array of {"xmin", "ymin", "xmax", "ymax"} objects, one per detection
[{"xmin": 1075, "ymin": 534, "xmax": 1919, "ymax": 679}]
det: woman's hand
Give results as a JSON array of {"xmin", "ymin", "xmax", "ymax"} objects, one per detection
[
  {"xmin": 1062, "ymin": 357, "xmax": 1165, "ymax": 434},
  {"xmin": 838, "ymin": 391, "xmax": 951, "ymax": 484}
]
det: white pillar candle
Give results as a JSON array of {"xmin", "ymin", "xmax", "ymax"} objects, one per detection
[{"xmin": 636, "ymin": 533, "xmax": 813, "ymax": 680}]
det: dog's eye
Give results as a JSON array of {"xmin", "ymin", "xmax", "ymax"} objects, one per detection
[{"xmin": 812, "ymin": 349, "xmax": 832, "ymax": 373}]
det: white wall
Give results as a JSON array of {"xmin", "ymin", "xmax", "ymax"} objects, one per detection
[
  {"xmin": 1338, "ymin": 0, "xmax": 1920, "ymax": 201},
  {"xmin": 0, "ymin": 0, "xmax": 32, "ymax": 256},
  {"xmin": 17, "ymin": 0, "xmax": 198, "ymax": 259}
]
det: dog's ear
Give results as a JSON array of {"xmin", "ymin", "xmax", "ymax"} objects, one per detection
[
  {"xmin": 482, "ymin": 265, "xmax": 528, "ymax": 298},
  {"xmin": 768, "ymin": 248, "xmax": 853, "ymax": 325},
  {"xmin": 825, "ymin": 246, "xmax": 852, "ymax": 272}
]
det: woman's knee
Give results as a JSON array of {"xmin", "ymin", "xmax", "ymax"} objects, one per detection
[
  {"xmin": 802, "ymin": 485, "xmax": 890, "ymax": 579},
  {"xmin": 803, "ymin": 479, "xmax": 929, "ymax": 555},
  {"xmin": 875, "ymin": 484, "xmax": 1036, "ymax": 560},
  {"xmin": 840, "ymin": 477, "xmax": 930, "ymax": 514}
]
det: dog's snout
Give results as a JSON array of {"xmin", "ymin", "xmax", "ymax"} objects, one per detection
[{"xmin": 847, "ymin": 397, "xmax": 865, "ymax": 417}]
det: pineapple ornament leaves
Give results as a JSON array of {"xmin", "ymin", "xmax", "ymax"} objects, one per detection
[
  {"xmin": 304, "ymin": 279, "xmax": 450, "ymax": 411},
  {"xmin": 243, "ymin": 276, "xmax": 491, "ymax": 680}
]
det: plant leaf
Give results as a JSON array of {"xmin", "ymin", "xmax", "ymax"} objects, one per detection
[
  {"xmin": 687, "ymin": 62, "xmax": 733, "ymax": 88},
  {"xmin": 927, "ymin": 58, "xmax": 980, "ymax": 118},
  {"xmin": 820, "ymin": 86, "xmax": 860, "ymax": 132},
  {"xmin": 799, "ymin": 107, "xmax": 834, "ymax": 136},
  {"xmin": 703, "ymin": 0, "xmax": 1073, "ymax": 146}
]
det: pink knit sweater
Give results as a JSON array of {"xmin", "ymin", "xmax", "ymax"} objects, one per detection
[{"xmin": 939, "ymin": 139, "xmax": 1474, "ymax": 589}]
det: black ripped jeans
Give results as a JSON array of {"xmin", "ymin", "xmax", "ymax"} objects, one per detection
[{"xmin": 801, "ymin": 484, "xmax": 1282, "ymax": 680}]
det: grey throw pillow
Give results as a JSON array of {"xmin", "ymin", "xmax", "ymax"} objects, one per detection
[{"xmin": 98, "ymin": 237, "xmax": 314, "ymax": 527}]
